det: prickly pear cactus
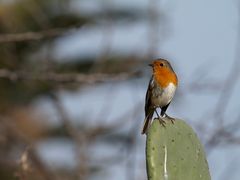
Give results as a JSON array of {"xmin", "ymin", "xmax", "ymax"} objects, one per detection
[{"xmin": 146, "ymin": 118, "xmax": 211, "ymax": 180}]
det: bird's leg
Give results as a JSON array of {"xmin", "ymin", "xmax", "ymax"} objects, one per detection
[
  {"xmin": 155, "ymin": 109, "xmax": 166, "ymax": 127},
  {"xmin": 165, "ymin": 113, "xmax": 175, "ymax": 124}
]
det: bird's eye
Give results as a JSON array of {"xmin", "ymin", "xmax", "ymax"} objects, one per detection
[{"xmin": 160, "ymin": 63, "xmax": 164, "ymax": 67}]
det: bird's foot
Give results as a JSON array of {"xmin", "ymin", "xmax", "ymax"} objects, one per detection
[
  {"xmin": 155, "ymin": 117, "xmax": 166, "ymax": 127},
  {"xmin": 165, "ymin": 114, "xmax": 175, "ymax": 124}
]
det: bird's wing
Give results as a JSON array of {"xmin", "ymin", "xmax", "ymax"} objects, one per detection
[
  {"xmin": 142, "ymin": 76, "xmax": 154, "ymax": 134},
  {"xmin": 145, "ymin": 76, "xmax": 154, "ymax": 117}
]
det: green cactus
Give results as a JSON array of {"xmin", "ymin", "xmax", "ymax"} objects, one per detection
[{"xmin": 146, "ymin": 118, "xmax": 211, "ymax": 180}]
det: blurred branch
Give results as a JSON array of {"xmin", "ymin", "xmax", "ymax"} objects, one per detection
[
  {"xmin": 0, "ymin": 115, "xmax": 55, "ymax": 180},
  {"xmin": 213, "ymin": 1, "xmax": 240, "ymax": 124},
  {"xmin": 49, "ymin": 95, "xmax": 142, "ymax": 179},
  {"xmin": 147, "ymin": 0, "xmax": 160, "ymax": 58},
  {"xmin": 50, "ymin": 94, "xmax": 90, "ymax": 179},
  {"xmin": 16, "ymin": 145, "xmax": 55, "ymax": 180},
  {"xmin": 0, "ymin": 69, "xmax": 141, "ymax": 84},
  {"xmin": 203, "ymin": 2, "xmax": 240, "ymax": 154},
  {"xmin": 0, "ymin": 28, "xmax": 74, "ymax": 43}
]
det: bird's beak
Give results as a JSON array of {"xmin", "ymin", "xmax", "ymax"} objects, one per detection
[{"xmin": 148, "ymin": 63, "xmax": 153, "ymax": 67}]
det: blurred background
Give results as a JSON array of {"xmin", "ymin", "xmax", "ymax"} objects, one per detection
[{"xmin": 0, "ymin": 0, "xmax": 240, "ymax": 180}]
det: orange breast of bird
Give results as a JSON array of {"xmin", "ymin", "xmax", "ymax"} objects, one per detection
[{"xmin": 154, "ymin": 68, "xmax": 178, "ymax": 88}]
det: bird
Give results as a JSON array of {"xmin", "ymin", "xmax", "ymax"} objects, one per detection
[{"xmin": 141, "ymin": 58, "xmax": 178, "ymax": 134}]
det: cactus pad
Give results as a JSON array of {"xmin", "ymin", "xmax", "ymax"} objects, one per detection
[{"xmin": 146, "ymin": 118, "xmax": 211, "ymax": 180}]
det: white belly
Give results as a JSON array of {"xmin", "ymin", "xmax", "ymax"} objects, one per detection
[{"xmin": 151, "ymin": 82, "xmax": 176, "ymax": 107}]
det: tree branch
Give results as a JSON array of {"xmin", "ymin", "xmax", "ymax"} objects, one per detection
[
  {"xmin": 0, "ymin": 28, "xmax": 73, "ymax": 43},
  {"xmin": 0, "ymin": 69, "xmax": 141, "ymax": 84}
]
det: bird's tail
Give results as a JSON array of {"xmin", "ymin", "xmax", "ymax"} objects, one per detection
[{"xmin": 141, "ymin": 110, "xmax": 154, "ymax": 134}]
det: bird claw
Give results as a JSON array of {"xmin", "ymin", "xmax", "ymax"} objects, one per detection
[
  {"xmin": 165, "ymin": 114, "xmax": 175, "ymax": 124},
  {"xmin": 155, "ymin": 117, "xmax": 166, "ymax": 127}
]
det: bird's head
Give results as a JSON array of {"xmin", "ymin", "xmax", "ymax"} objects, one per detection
[{"xmin": 149, "ymin": 59, "xmax": 174, "ymax": 72}]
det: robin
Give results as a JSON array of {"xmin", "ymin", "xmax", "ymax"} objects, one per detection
[{"xmin": 141, "ymin": 58, "xmax": 178, "ymax": 134}]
